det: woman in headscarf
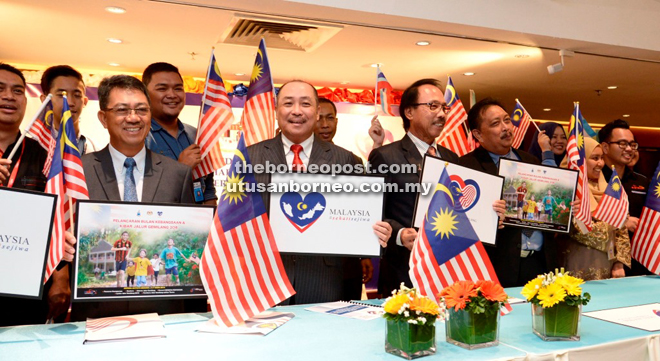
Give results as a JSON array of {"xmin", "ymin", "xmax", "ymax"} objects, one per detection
[
  {"xmin": 528, "ymin": 122, "xmax": 568, "ymax": 167},
  {"xmin": 557, "ymin": 137, "xmax": 630, "ymax": 280}
]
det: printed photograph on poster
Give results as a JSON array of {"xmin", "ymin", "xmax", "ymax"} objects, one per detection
[
  {"xmin": 0, "ymin": 188, "xmax": 56, "ymax": 299},
  {"xmin": 269, "ymin": 173, "xmax": 384, "ymax": 257},
  {"xmin": 412, "ymin": 156, "xmax": 503, "ymax": 245},
  {"xmin": 497, "ymin": 158, "xmax": 578, "ymax": 233},
  {"xmin": 73, "ymin": 201, "xmax": 214, "ymax": 301}
]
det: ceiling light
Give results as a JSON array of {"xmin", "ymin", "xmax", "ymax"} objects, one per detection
[
  {"xmin": 623, "ymin": 114, "xmax": 630, "ymax": 118},
  {"xmin": 463, "ymin": 72, "xmax": 475, "ymax": 76},
  {"xmin": 108, "ymin": 62, "xmax": 120, "ymax": 67},
  {"xmin": 107, "ymin": 38, "xmax": 123, "ymax": 44},
  {"xmin": 514, "ymin": 54, "xmax": 530, "ymax": 58},
  {"xmin": 234, "ymin": 73, "xmax": 245, "ymax": 76},
  {"xmin": 370, "ymin": 63, "xmax": 382, "ymax": 68},
  {"xmin": 416, "ymin": 41, "xmax": 431, "ymax": 46},
  {"xmin": 105, "ymin": 6, "xmax": 126, "ymax": 14},
  {"xmin": 607, "ymin": 86, "xmax": 618, "ymax": 90},
  {"xmin": 340, "ymin": 81, "xmax": 350, "ymax": 85},
  {"xmin": 543, "ymin": 108, "xmax": 551, "ymax": 112},
  {"xmin": 547, "ymin": 49, "xmax": 574, "ymax": 75}
]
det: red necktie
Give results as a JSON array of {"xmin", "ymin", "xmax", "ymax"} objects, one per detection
[
  {"xmin": 291, "ymin": 144, "xmax": 304, "ymax": 171},
  {"xmin": 427, "ymin": 146, "xmax": 437, "ymax": 157}
]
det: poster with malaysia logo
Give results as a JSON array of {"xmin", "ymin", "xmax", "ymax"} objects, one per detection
[
  {"xmin": 269, "ymin": 173, "xmax": 385, "ymax": 256},
  {"xmin": 73, "ymin": 201, "xmax": 214, "ymax": 301},
  {"xmin": 498, "ymin": 158, "xmax": 578, "ymax": 233},
  {"xmin": 0, "ymin": 188, "xmax": 56, "ymax": 299},
  {"xmin": 413, "ymin": 157, "xmax": 503, "ymax": 245}
]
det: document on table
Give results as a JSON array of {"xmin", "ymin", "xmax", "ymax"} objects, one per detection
[
  {"xmin": 583, "ymin": 303, "xmax": 660, "ymax": 331},
  {"xmin": 84, "ymin": 313, "xmax": 165, "ymax": 344},
  {"xmin": 198, "ymin": 311, "xmax": 295, "ymax": 336},
  {"xmin": 305, "ymin": 301, "xmax": 384, "ymax": 321}
]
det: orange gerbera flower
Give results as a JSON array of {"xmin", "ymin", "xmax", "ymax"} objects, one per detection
[
  {"xmin": 476, "ymin": 280, "xmax": 508, "ymax": 302},
  {"xmin": 409, "ymin": 295, "xmax": 440, "ymax": 316},
  {"xmin": 441, "ymin": 280, "xmax": 477, "ymax": 311}
]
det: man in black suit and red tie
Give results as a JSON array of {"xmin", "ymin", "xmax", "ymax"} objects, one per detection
[
  {"xmin": 247, "ymin": 80, "xmax": 392, "ymax": 304},
  {"xmin": 368, "ymin": 78, "xmax": 459, "ymax": 296}
]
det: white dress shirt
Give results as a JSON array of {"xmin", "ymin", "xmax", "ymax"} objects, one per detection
[
  {"xmin": 108, "ymin": 144, "xmax": 146, "ymax": 201},
  {"xmin": 281, "ymin": 134, "xmax": 314, "ymax": 170}
]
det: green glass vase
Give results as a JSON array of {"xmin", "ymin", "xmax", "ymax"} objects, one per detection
[
  {"xmin": 445, "ymin": 307, "xmax": 500, "ymax": 349},
  {"xmin": 531, "ymin": 302, "xmax": 581, "ymax": 341},
  {"xmin": 385, "ymin": 319, "xmax": 436, "ymax": 359}
]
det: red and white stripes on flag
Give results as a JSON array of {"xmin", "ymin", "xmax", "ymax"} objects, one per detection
[
  {"xmin": 439, "ymin": 125, "xmax": 470, "ymax": 157},
  {"xmin": 241, "ymin": 93, "xmax": 275, "ymax": 146},
  {"xmin": 592, "ymin": 172, "xmax": 629, "ymax": 229},
  {"xmin": 566, "ymin": 103, "xmax": 592, "ymax": 232},
  {"xmin": 439, "ymin": 76, "xmax": 472, "ymax": 156},
  {"xmin": 632, "ymin": 207, "xmax": 660, "ymax": 275},
  {"xmin": 44, "ymin": 174, "xmax": 65, "ymax": 280},
  {"xmin": 511, "ymin": 100, "xmax": 532, "ymax": 149},
  {"xmin": 201, "ymin": 214, "xmax": 294, "ymax": 326}
]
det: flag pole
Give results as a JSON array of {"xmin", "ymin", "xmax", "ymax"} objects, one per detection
[
  {"xmin": 7, "ymin": 94, "xmax": 53, "ymax": 160},
  {"xmin": 374, "ymin": 65, "xmax": 379, "ymax": 115},
  {"xmin": 516, "ymin": 98, "xmax": 542, "ymax": 132},
  {"xmin": 195, "ymin": 48, "xmax": 215, "ymax": 142}
]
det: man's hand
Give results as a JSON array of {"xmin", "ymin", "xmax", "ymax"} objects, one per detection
[
  {"xmin": 626, "ymin": 216, "xmax": 639, "ymax": 233},
  {"xmin": 62, "ymin": 231, "xmax": 77, "ymax": 263},
  {"xmin": 178, "ymin": 144, "xmax": 202, "ymax": 168},
  {"xmin": 492, "ymin": 199, "xmax": 506, "ymax": 229},
  {"xmin": 373, "ymin": 221, "xmax": 392, "ymax": 248},
  {"xmin": 0, "ymin": 159, "xmax": 11, "ymax": 185},
  {"xmin": 611, "ymin": 262, "xmax": 625, "ymax": 278},
  {"xmin": 368, "ymin": 116, "xmax": 385, "ymax": 149},
  {"xmin": 537, "ymin": 130, "xmax": 551, "ymax": 152},
  {"xmin": 47, "ymin": 266, "xmax": 71, "ymax": 321},
  {"xmin": 401, "ymin": 228, "xmax": 417, "ymax": 251},
  {"xmin": 571, "ymin": 199, "xmax": 581, "ymax": 215},
  {"xmin": 361, "ymin": 259, "xmax": 374, "ymax": 283}
]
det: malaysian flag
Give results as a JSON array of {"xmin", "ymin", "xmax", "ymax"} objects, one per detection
[
  {"xmin": 593, "ymin": 166, "xmax": 629, "ymax": 228},
  {"xmin": 631, "ymin": 162, "xmax": 660, "ymax": 274},
  {"xmin": 511, "ymin": 99, "xmax": 532, "ymax": 149},
  {"xmin": 200, "ymin": 134, "xmax": 294, "ymax": 327},
  {"xmin": 240, "ymin": 39, "xmax": 276, "ymax": 146},
  {"xmin": 409, "ymin": 166, "xmax": 509, "ymax": 314},
  {"xmin": 193, "ymin": 49, "xmax": 235, "ymax": 179},
  {"xmin": 376, "ymin": 67, "xmax": 395, "ymax": 116},
  {"xmin": 566, "ymin": 103, "xmax": 592, "ymax": 232},
  {"xmin": 438, "ymin": 76, "xmax": 471, "ymax": 156},
  {"xmin": 44, "ymin": 95, "xmax": 89, "ymax": 281},
  {"xmin": 25, "ymin": 95, "xmax": 56, "ymax": 174}
]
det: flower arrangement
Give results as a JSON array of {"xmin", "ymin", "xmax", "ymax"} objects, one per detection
[
  {"xmin": 521, "ymin": 268, "xmax": 591, "ymax": 308},
  {"xmin": 439, "ymin": 280, "xmax": 508, "ymax": 349},
  {"xmin": 522, "ymin": 268, "xmax": 590, "ymax": 341},
  {"xmin": 383, "ymin": 284, "xmax": 444, "ymax": 325}
]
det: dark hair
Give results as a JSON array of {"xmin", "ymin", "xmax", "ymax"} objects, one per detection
[
  {"xmin": 277, "ymin": 80, "xmax": 319, "ymax": 106},
  {"xmin": 527, "ymin": 121, "xmax": 566, "ymax": 166},
  {"xmin": 0, "ymin": 63, "xmax": 26, "ymax": 87},
  {"xmin": 98, "ymin": 75, "xmax": 150, "ymax": 110},
  {"xmin": 598, "ymin": 119, "xmax": 630, "ymax": 142},
  {"xmin": 467, "ymin": 97, "xmax": 507, "ymax": 131},
  {"xmin": 121, "ymin": 231, "xmax": 129, "ymax": 236},
  {"xmin": 318, "ymin": 97, "xmax": 337, "ymax": 115},
  {"xmin": 142, "ymin": 62, "xmax": 183, "ymax": 87},
  {"xmin": 40, "ymin": 65, "xmax": 84, "ymax": 94},
  {"xmin": 399, "ymin": 78, "xmax": 443, "ymax": 132}
]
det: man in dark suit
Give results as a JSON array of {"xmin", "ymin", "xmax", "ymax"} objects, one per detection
[
  {"xmin": 247, "ymin": 80, "xmax": 391, "ymax": 304},
  {"xmin": 459, "ymin": 98, "xmax": 557, "ymax": 287},
  {"xmin": 71, "ymin": 75, "xmax": 200, "ymax": 320},
  {"xmin": 368, "ymin": 78, "xmax": 459, "ymax": 296}
]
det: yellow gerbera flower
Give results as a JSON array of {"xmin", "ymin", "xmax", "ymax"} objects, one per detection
[
  {"xmin": 409, "ymin": 295, "xmax": 440, "ymax": 316},
  {"xmin": 384, "ymin": 293, "xmax": 409, "ymax": 314},
  {"xmin": 555, "ymin": 274, "xmax": 584, "ymax": 296},
  {"xmin": 521, "ymin": 276, "xmax": 543, "ymax": 301},
  {"xmin": 537, "ymin": 283, "xmax": 567, "ymax": 308}
]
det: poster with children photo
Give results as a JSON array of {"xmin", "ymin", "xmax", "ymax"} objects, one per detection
[
  {"xmin": 73, "ymin": 201, "xmax": 214, "ymax": 301},
  {"xmin": 498, "ymin": 158, "xmax": 578, "ymax": 233}
]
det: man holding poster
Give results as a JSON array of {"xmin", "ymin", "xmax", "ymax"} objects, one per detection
[{"xmin": 459, "ymin": 98, "xmax": 559, "ymax": 287}]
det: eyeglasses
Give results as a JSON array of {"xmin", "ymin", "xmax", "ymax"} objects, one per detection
[
  {"xmin": 412, "ymin": 101, "xmax": 451, "ymax": 113},
  {"xmin": 105, "ymin": 106, "xmax": 150, "ymax": 117},
  {"xmin": 607, "ymin": 140, "xmax": 639, "ymax": 150}
]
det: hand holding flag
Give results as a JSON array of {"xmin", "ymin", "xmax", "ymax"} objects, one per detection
[{"xmin": 593, "ymin": 166, "xmax": 629, "ymax": 228}]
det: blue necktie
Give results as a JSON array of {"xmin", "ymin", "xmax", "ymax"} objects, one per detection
[{"xmin": 123, "ymin": 157, "xmax": 138, "ymax": 202}]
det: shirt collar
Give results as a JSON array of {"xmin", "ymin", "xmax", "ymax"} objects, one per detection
[
  {"xmin": 407, "ymin": 131, "xmax": 435, "ymax": 156},
  {"xmin": 281, "ymin": 133, "xmax": 314, "ymax": 157},
  {"xmin": 487, "ymin": 148, "xmax": 519, "ymax": 166},
  {"xmin": 108, "ymin": 144, "xmax": 147, "ymax": 175},
  {"xmin": 150, "ymin": 118, "xmax": 184, "ymax": 134}
]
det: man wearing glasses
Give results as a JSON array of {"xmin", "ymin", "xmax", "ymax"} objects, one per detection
[
  {"xmin": 368, "ymin": 78, "xmax": 459, "ymax": 296},
  {"xmin": 598, "ymin": 119, "xmax": 651, "ymax": 276}
]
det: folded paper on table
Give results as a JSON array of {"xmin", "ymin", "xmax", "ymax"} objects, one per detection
[
  {"xmin": 306, "ymin": 301, "xmax": 384, "ymax": 321},
  {"xmin": 583, "ymin": 303, "xmax": 660, "ymax": 332},
  {"xmin": 84, "ymin": 313, "xmax": 165, "ymax": 344},
  {"xmin": 197, "ymin": 311, "xmax": 295, "ymax": 335}
]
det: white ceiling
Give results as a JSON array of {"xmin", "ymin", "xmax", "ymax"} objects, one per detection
[{"xmin": 2, "ymin": 0, "xmax": 660, "ymax": 127}]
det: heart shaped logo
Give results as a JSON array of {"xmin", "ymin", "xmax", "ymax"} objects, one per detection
[
  {"xmin": 449, "ymin": 175, "xmax": 481, "ymax": 212},
  {"xmin": 279, "ymin": 192, "xmax": 326, "ymax": 233}
]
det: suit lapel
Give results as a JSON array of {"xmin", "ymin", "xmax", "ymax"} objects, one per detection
[
  {"xmin": 475, "ymin": 147, "xmax": 499, "ymax": 174},
  {"xmin": 263, "ymin": 134, "xmax": 288, "ymax": 166},
  {"xmin": 141, "ymin": 151, "xmax": 162, "ymax": 203},
  {"xmin": 401, "ymin": 134, "xmax": 424, "ymax": 172},
  {"xmin": 93, "ymin": 147, "xmax": 121, "ymax": 201},
  {"xmin": 309, "ymin": 135, "xmax": 332, "ymax": 166}
]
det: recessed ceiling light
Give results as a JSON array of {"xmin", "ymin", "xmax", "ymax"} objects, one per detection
[
  {"xmin": 340, "ymin": 81, "xmax": 350, "ymax": 85},
  {"xmin": 108, "ymin": 62, "xmax": 120, "ymax": 67},
  {"xmin": 107, "ymin": 38, "xmax": 123, "ymax": 44},
  {"xmin": 416, "ymin": 41, "xmax": 431, "ymax": 46},
  {"xmin": 623, "ymin": 114, "xmax": 630, "ymax": 117},
  {"xmin": 514, "ymin": 54, "xmax": 530, "ymax": 58},
  {"xmin": 105, "ymin": 6, "xmax": 126, "ymax": 14},
  {"xmin": 463, "ymin": 72, "xmax": 475, "ymax": 76},
  {"xmin": 370, "ymin": 63, "xmax": 383, "ymax": 68},
  {"xmin": 543, "ymin": 108, "xmax": 552, "ymax": 112},
  {"xmin": 234, "ymin": 73, "xmax": 244, "ymax": 76},
  {"xmin": 607, "ymin": 86, "xmax": 618, "ymax": 90}
]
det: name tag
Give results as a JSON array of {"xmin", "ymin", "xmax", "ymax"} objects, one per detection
[{"xmin": 193, "ymin": 181, "xmax": 204, "ymax": 202}]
